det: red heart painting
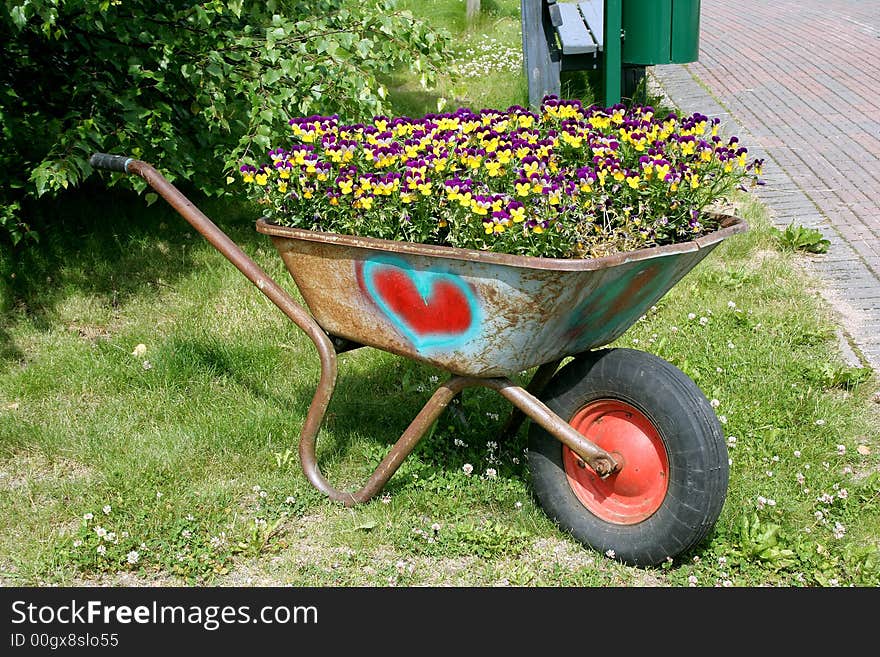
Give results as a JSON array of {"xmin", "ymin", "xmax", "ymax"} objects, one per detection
[{"xmin": 359, "ymin": 256, "xmax": 479, "ymax": 350}]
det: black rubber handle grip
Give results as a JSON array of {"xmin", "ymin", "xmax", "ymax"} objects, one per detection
[{"xmin": 89, "ymin": 153, "xmax": 133, "ymax": 173}]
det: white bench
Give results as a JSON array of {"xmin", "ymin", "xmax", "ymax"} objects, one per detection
[
  {"xmin": 550, "ymin": 0, "xmax": 605, "ymax": 55},
  {"xmin": 520, "ymin": 0, "xmax": 627, "ymax": 108}
]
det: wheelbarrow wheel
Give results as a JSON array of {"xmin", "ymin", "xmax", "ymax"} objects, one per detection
[{"xmin": 527, "ymin": 348, "xmax": 728, "ymax": 567}]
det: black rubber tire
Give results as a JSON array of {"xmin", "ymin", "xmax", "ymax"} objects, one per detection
[{"xmin": 528, "ymin": 348, "xmax": 728, "ymax": 567}]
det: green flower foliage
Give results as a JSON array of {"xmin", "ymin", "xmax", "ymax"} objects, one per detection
[{"xmin": 0, "ymin": 0, "xmax": 451, "ymax": 245}]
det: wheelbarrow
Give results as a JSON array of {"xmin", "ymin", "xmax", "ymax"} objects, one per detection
[{"xmin": 89, "ymin": 153, "xmax": 747, "ymax": 567}]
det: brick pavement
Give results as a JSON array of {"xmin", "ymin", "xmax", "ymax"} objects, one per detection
[{"xmin": 651, "ymin": 0, "xmax": 880, "ymax": 370}]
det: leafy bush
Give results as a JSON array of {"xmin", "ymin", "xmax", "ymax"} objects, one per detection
[{"xmin": 0, "ymin": 0, "xmax": 450, "ymax": 245}]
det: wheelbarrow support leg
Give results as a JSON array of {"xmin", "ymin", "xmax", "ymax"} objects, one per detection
[
  {"xmin": 498, "ymin": 359, "xmax": 562, "ymax": 441},
  {"xmin": 301, "ymin": 378, "xmax": 473, "ymax": 505}
]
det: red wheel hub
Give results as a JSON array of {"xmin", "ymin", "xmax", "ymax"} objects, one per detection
[{"xmin": 563, "ymin": 399, "xmax": 669, "ymax": 524}]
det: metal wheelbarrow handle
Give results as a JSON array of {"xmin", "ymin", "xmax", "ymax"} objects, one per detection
[{"xmin": 89, "ymin": 153, "xmax": 352, "ymax": 500}]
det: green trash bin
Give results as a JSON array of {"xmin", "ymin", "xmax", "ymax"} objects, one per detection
[{"xmin": 622, "ymin": 0, "xmax": 701, "ymax": 65}]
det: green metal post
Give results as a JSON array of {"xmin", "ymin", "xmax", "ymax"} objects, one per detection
[{"xmin": 603, "ymin": 0, "xmax": 622, "ymax": 106}]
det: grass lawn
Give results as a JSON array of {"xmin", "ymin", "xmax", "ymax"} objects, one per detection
[{"xmin": 1, "ymin": 0, "xmax": 878, "ymax": 587}]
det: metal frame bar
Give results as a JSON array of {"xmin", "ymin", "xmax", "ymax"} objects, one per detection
[{"xmin": 603, "ymin": 0, "xmax": 622, "ymax": 105}]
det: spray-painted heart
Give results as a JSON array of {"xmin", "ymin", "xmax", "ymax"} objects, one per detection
[{"xmin": 360, "ymin": 255, "xmax": 481, "ymax": 351}]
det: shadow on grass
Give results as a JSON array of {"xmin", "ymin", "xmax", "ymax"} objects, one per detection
[
  {"xmin": 0, "ymin": 327, "xmax": 24, "ymax": 364},
  {"xmin": 1, "ymin": 183, "xmax": 271, "ymax": 363},
  {"xmin": 385, "ymin": 85, "xmax": 446, "ymax": 118}
]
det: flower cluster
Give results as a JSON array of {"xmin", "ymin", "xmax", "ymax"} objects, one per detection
[{"xmin": 237, "ymin": 96, "xmax": 763, "ymax": 258}]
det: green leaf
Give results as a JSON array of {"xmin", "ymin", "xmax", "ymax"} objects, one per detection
[{"xmin": 10, "ymin": 6, "xmax": 28, "ymax": 29}]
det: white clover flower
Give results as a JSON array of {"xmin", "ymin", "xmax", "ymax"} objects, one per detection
[
  {"xmin": 815, "ymin": 419, "xmax": 826, "ymax": 426},
  {"xmin": 462, "ymin": 463, "xmax": 474, "ymax": 476},
  {"xmin": 837, "ymin": 488, "xmax": 848, "ymax": 500},
  {"xmin": 515, "ymin": 501, "xmax": 523, "ymax": 510},
  {"xmin": 727, "ymin": 301, "xmax": 737, "ymax": 309},
  {"xmin": 794, "ymin": 450, "xmax": 801, "ymax": 458},
  {"xmin": 73, "ymin": 540, "xmax": 83, "ymax": 548},
  {"xmin": 485, "ymin": 468, "xmax": 497, "ymax": 479},
  {"xmin": 127, "ymin": 550, "xmax": 140, "ymax": 564},
  {"xmin": 688, "ymin": 575, "xmax": 698, "ymax": 586},
  {"xmin": 833, "ymin": 522, "xmax": 846, "ymax": 539},
  {"xmin": 687, "ymin": 313, "xmax": 696, "ymax": 320},
  {"xmin": 102, "ymin": 505, "xmax": 111, "ymax": 514},
  {"xmin": 95, "ymin": 526, "xmax": 107, "ymax": 538},
  {"xmin": 718, "ymin": 415, "xmax": 727, "ymax": 424},
  {"xmin": 756, "ymin": 496, "xmax": 775, "ymax": 509},
  {"xmin": 836, "ymin": 444, "xmax": 846, "ymax": 455},
  {"xmin": 380, "ymin": 494, "xmax": 392, "ymax": 504},
  {"xmin": 699, "ymin": 316, "xmax": 709, "ymax": 326},
  {"xmin": 796, "ymin": 472, "xmax": 805, "ymax": 485},
  {"xmin": 605, "ymin": 549, "xmax": 616, "ymax": 559},
  {"xmin": 83, "ymin": 513, "xmax": 93, "ymax": 522},
  {"xmin": 710, "ymin": 399, "xmax": 720, "ymax": 408},
  {"xmin": 285, "ymin": 496, "xmax": 296, "ymax": 504},
  {"xmin": 431, "ymin": 523, "xmax": 441, "ymax": 532},
  {"xmin": 97, "ymin": 545, "xmax": 106, "ymax": 555}
]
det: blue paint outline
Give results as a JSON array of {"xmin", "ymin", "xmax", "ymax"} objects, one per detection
[{"xmin": 362, "ymin": 255, "xmax": 482, "ymax": 352}]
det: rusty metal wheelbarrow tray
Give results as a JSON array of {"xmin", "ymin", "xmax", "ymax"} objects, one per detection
[{"xmin": 256, "ymin": 216, "xmax": 746, "ymax": 378}]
